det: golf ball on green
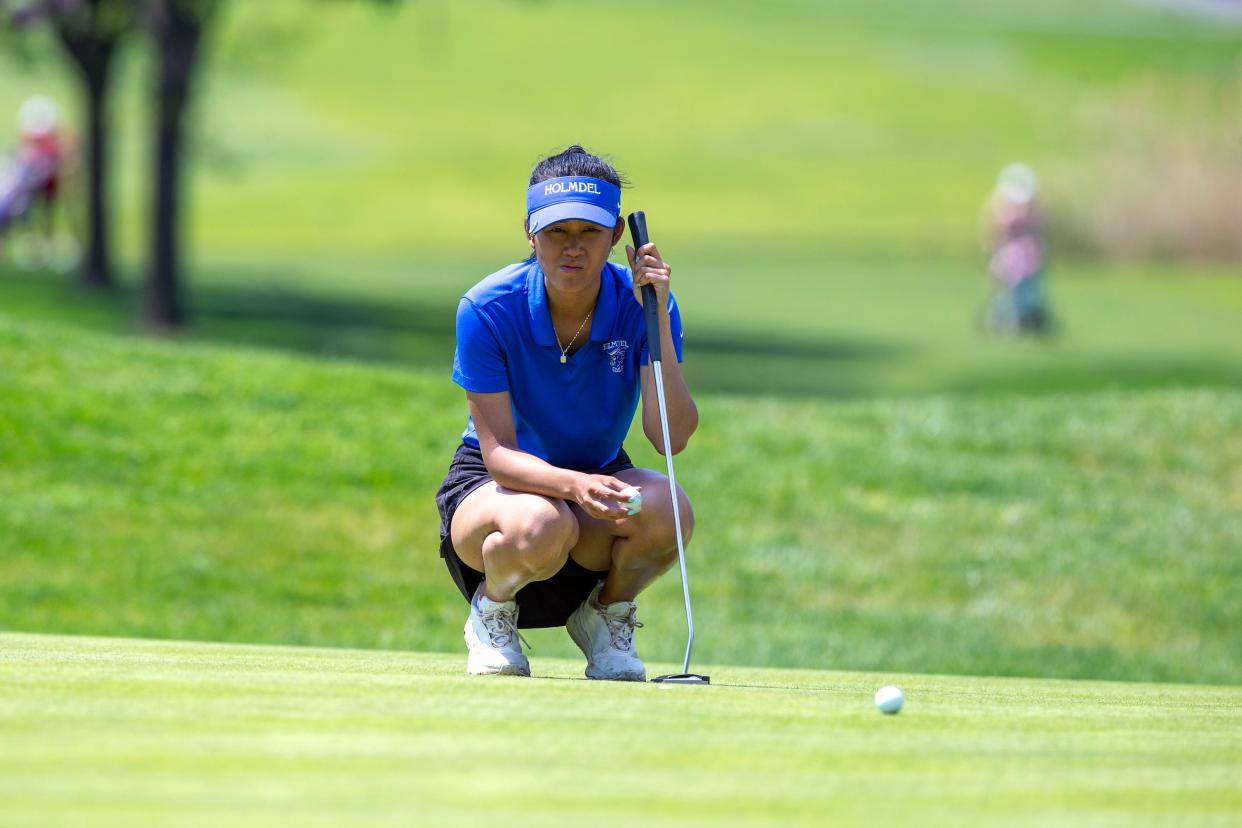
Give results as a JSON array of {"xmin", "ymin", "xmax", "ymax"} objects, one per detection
[{"xmin": 874, "ymin": 685, "xmax": 904, "ymax": 714}]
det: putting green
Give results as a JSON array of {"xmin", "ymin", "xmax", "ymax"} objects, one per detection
[{"xmin": 3, "ymin": 632, "xmax": 1238, "ymax": 826}]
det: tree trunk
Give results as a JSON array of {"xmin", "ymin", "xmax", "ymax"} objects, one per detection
[
  {"xmin": 147, "ymin": 78, "xmax": 188, "ymax": 328},
  {"xmin": 51, "ymin": 4, "xmax": 120, "ymax": 290},
  {"xmin": 80, "ymin": 61, "xmax": 113, "ymax": 289},
  {"xmin": 145, "ymin": 2, "xmax": 211, "ymax": 329}
]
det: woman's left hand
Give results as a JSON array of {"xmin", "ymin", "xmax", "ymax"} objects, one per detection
[{"xmin": 625, "ymin": 242, "xmax": 671, "ymax": 309}]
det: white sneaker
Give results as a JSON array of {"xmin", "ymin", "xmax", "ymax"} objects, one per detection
[
  {"xmin": 566, "ymin": 582, "xmax": 647, "ymax": 682},
  {"xmin": 464, "ymin": 584, "xmax": 530, "ymax": 677}
]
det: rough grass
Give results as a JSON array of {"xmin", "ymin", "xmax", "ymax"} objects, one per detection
[
  {"xmin": 2, "ymin": 632, "xmax": 1239, "ymax": 828},
  {"xmin": 2, "ymin": 310, "xmax": 1239, "ymax": 684},
  {"xmin": 1045, "ymin": 71, "xmax": 1242, "ymax": 261}
]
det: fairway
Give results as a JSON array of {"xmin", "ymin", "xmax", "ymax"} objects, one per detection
[{"xmin": 2, "ymin": 633, "xmax": 1239, "ymax": 827}]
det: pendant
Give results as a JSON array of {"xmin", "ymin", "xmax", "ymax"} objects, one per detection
[{"xmin": 560, "ymin": 354, "xmax": 567, "ymax": 364}]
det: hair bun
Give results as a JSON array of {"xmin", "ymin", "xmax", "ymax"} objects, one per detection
[{"xmin": 528, "ymin": 145, "xmax": 625, "ymax": 188}]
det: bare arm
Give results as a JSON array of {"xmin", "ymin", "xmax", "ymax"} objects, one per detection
[
  {"xmin": 638, "ymin": 312, "xmax": 698, "ymax": 455},
  {"xmin": 625, "ymin": 242, "xmax": 699, "ymax": 455},
  {"xmin": 468, "ymin": 391, "xmax": 631, "ymax": 520}
]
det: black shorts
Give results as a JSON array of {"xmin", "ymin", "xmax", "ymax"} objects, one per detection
[{"xmin": 435, "ymin": 442, "xmax": 635, "ymax": 628}]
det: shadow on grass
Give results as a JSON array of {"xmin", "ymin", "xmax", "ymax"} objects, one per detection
[
  {"xmin": 10, "ymin": 268, "xmax": 1240, "ymax": 399},
  {"xmin": 191, "ymin": 282, "xmax": 904, "ymax": 398},
  {"xmin": 0, "ymin": 269, "xmax": 900, "ymax": 397},
  {"xmin": 942, "ymin": 360, "xmax": 1242, "ymax": 397}
]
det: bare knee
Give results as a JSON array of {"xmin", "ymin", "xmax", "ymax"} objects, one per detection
[
  {"xmin": 629, "ymin": 486, "xmax": 694, "ymax": 565},
  {"xmin": 673, "ymin": 488, "xmax": 694, "ymax": 544},
  {"xmin": 655, "ymin": 484, "xmax": 694, "ymax": 542},
  {"xmin": 503, "ymin": 498, "xmax": 579, "ymax": 577}
]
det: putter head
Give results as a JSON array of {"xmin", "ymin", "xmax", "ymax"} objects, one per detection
[{"xmin": 651, "ymin": 673, "xmax": 711, "ymax": 685}]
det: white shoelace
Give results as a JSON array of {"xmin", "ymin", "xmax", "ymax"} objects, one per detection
[
  {"xmin": 481, "ymin": 605, "xmax": 529, "ymax": 651},
  {"xmin": 603, "ymin": 606, "xmax": 644, "ymax": 651}
]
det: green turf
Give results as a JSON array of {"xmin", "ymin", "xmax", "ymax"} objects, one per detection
[
  {"xmin": 2, "ymin": 310, "xmax": 1239, "ymax": 684},
  {"xmin": 2, "ymin": 632, "xmax": 1239, "ymax": 827},
  {"xmin": 1, "ymin": 0, "xmax": 1239, "ymax": 693},
  {"xmin": 2, "ymin": 0, "xmax": 1239, "ymax": 403},
  {"xmin": 1, "ymin": 0, "xmax": 1238, "ymax": 264}
]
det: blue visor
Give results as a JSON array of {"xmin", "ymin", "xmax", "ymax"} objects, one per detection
[{"xmin": 526, "ymin": 176, "xmax": 621, "ymax": 234}]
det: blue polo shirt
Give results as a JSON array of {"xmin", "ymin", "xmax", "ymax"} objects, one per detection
[{"xmin": 452, "ymin": 258, "xmax": 684, "ymax": 470}]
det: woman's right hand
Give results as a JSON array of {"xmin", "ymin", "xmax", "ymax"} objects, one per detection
[{"xmin": 571, "ymin": 473, "xmax": 633, "ymax": 520}]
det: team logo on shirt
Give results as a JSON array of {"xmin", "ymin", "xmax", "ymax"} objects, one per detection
[{"xmin": 603, "ymin": 339, "xmax": 629, "ymax": 373}]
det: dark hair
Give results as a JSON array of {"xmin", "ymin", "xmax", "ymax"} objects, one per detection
[{"xmin": 529, "ymin": 145, "xmax": 627, "ymax": 188}]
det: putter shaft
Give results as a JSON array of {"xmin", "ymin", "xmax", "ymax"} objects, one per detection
[{"xmin": 651, "ymin": 358, "xmax": 694, "ymax": 675}]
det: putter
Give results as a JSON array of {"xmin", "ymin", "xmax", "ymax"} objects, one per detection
[{"xmin": 627, "ymin": 210, "xmax": 710, "ymax": 686}]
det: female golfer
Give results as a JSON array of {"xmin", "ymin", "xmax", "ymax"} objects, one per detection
[{"xmin": 435, "ymin": 146, "xmax": 697, "ymax": 680}]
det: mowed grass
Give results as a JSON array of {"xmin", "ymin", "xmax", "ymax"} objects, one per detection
[
  {"xmin": 3, "ymin": 310, "xmax": 1239, "ymax": 684},
  {"xmin": 2, "ymin": 632, "xmax": 1240, "ymax": 828}
]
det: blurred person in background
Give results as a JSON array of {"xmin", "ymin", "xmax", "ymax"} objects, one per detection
[
  {"xmin": 0, "ymin": 95, "xmax": 69, "ymax": 268},
  {"xmin": 980, "ymin": 162, "xmax": 1052, "ymax": 335}
]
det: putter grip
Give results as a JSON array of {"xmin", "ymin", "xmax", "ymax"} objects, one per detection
[{"xmin": 627, "ymin": 211, "xmax": 662, "ymax": 363}]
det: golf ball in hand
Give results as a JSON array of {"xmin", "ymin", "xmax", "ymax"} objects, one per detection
[
  {"xmin": 620, "ymin": 487, "xmax": 642, "ymax": 516},
  {"xmin": 874, "ymin": 685, "xmax": 904, "ymax": 714}
]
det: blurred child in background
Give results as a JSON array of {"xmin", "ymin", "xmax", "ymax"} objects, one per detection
[
  {"xmin": 0, "ymin": 95, "xmax": 68, "ymax": 268},
  {"xmin": 980, "ymin": 163, "xmax": 1052, "ymax": 335}
]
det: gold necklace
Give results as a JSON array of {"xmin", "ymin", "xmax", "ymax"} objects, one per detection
[{"xmin": 554, "ymin": 310, "xmax": 592, "ymax": 364}]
